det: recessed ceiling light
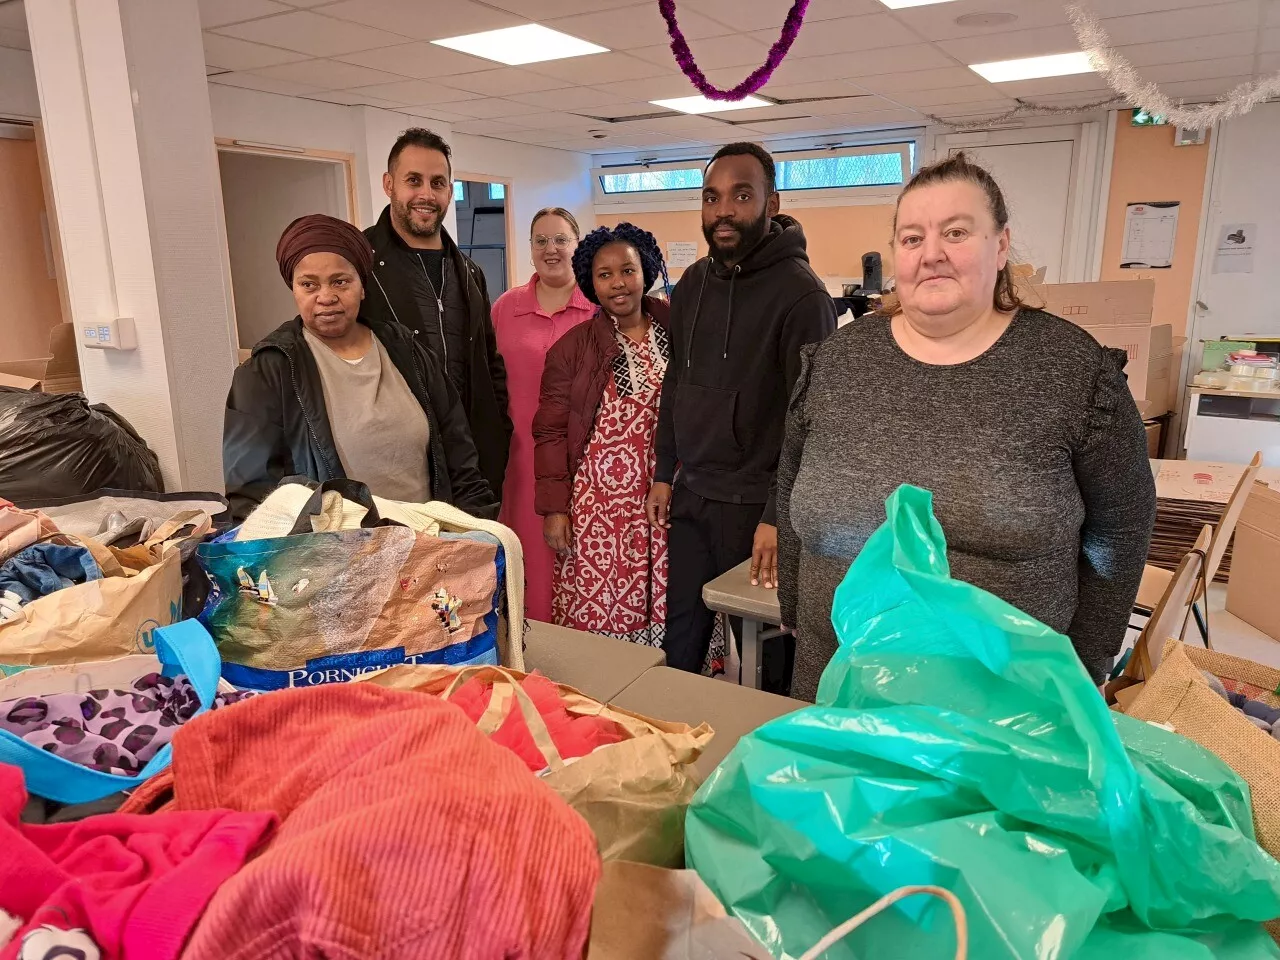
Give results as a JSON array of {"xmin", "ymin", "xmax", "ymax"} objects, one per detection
[
  {"xmin": 877, "ymin": 0, "xmax": 961, "ymax": 9},
  {"xmin": 650, "ymin": 95, "xmax": 770, "ymax": 114},
  {"xmin": 431, "ymin": 24, "xmax": 608, "ymax": 66},
  {"xmin": 969, "ymin": 51, "xmax": 1097, "ymax": 83}
]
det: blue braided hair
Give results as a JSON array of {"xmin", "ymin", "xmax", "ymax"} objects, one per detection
[{"xmin": 571, "ymin": 222, "xmax": 670, "ymax": 306}]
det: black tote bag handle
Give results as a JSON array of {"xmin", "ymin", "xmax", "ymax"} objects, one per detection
[{"xmin": 285, "ymin": 478, "xmax": 399, "ymax": 536}]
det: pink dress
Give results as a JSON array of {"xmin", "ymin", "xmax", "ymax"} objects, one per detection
[{"xmin": 492, "ymin": 274, "xmax": 595, "ymax": 622}]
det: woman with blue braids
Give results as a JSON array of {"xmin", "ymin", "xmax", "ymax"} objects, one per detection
[{"xmin": 532, "ymin": 223, "xmax": 673, "ymax": 648}]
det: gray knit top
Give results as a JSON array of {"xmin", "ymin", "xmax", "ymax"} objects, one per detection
[{"xmin": 777, "ymin": 308, "xmax": 1156, "ymax": 702}]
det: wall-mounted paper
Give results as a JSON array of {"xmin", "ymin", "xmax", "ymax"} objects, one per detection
[
  {"xmin": 666, "ymin": 241, "xmax": 699, "ymax": 270},
  {"xmin": 1212, "ymin": 223, "xmax": 1255, "ymax": 275},
  {"xmin": 1121, "ymin": 201, "xmax": 1179, "ymax": 269}
]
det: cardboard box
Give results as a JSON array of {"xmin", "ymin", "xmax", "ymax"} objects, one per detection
[
  {"xmin": 1145, "ymin": 421, "xmax": 1163, "ymax": 459},
  {"xmin": 1227, "ymin": 481, "xmax": 1280, "ymax": 640},
  {"xmin": 1029, "ymin": 280, "xmax": 1155, "ymax": 405},
  {"xmin": 0, "ymin": 323, "xmax": 81, "ymax": 394},
  {"xmin": 1142, "ymin": 324, "xmax": 1183, "ymax": 418}
]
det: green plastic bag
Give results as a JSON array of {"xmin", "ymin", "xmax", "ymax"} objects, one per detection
[{"xmin": 686, "ymin": 485, "xmax": 1280, "ymax": 959}]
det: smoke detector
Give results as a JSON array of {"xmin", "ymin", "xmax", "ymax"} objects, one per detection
[{"xmin": 955, "ymin": 12, "xmax": 1018, "ymax": 27}]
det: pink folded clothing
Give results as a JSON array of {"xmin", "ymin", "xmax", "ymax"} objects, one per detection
[{"xmin": 0, "ymin": 765, "xmax": 275, "ymax": 960}]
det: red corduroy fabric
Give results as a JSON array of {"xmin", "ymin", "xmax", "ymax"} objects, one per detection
[{"xmin": 132, "ymin": 684, "xmax": 600, "ymax": 960}]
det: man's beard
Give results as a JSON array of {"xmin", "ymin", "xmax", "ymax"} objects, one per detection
[
  {"xmin": 392, "ymin": 197, "xmax": 444, "ymax": 238},
  {"xmin": 703, "ymin": 210, "xmax": 769, "ymax": 265}
]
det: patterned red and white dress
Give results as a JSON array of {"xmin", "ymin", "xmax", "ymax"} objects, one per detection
[{"xmin": 553, "ymin": 319, "xmax": 669, "ymax": 648}]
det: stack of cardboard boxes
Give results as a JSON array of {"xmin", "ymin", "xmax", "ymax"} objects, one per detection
[
  {"xmin": 1029, "ymin": 279, "xmax": 1180, "ymax": 458},
  {"xmin": 0, "ymin": 323, "xmax": 81, "ymax": 394}
]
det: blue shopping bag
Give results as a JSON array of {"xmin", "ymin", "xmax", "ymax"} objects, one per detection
[{"xmin": 0, "ymin": 619, "xmax": 222, "ymax": 805}]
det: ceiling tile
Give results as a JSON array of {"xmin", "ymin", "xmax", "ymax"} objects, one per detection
[
  {"xmin": 212, "ymin": 11, "xmax": 411, "ymax": 56},
  {"xmin": 335, "ymin": 42, "xmax": 492, "ymax": 79},
  {"xmin": 856, "ymin": 66, "xmax": 987, "ymax": 95},
  {"xmin": 316, "ymin": 0, "xmax": 523, "ymax": 41},
  {"xmin": 1260, "ymin": 52, "xmax": 1280, "ymax": 72},
  {"xmin": 445, "ymin": 97, "xmax": 529, "ymax": 119},
  {"xmin": 444, "ymin": 68, "xmax": 572, "ymax": 96},
  {"xmin": 527, "ymin": 51, "xmax": 669, "ymax": 85},
  {"xmin": 306, "ymin": 89, "xmax": 412, "ymax": 109},
  {"xmin": 401, "ymin": 106, "xmax": 474, "ymax": 124},
  {"xmin": 1113, "ymin": 32, "xmax": 1255, "ymax": 67},
  {"xmin": 505, "ymin": 85, "xmax": 635, "ymax": 109},
  {"xmin": 483, "ymin": 0, "xmax": 639, "ymax": 17},
  {"xmin": 754, "ymin": 13, "xmax": 922, "ymax": 58},
  {"xmin": 776, "ymin": 44, "xmax": 957, "ymax": 83},
  {"xmin": 1155, "ymin": 74, "xmax": 1257, "ymax": 98},
  {"xmin": 756, "ymin": 79, "xmax": 868, "ymax": 99},
  {"xmin": 936, "ymin": 25, "xmax": 1084, "ymax": 63},
  {"xmin": 630, "ymin": 34, "xmax": 770, "ymax": 70},
  {"xmin": 1103, "ymin": 1, "xmax": 1264, "ymax": 46},
  {"xmin": 1139, "ymin": 56, "xmax": 1259, "ymax": 83},
  {"xmin": 779, "ymin": 94, "xmax": 890, "ymax": 115},
  {"xmin": 591, "ymin": 74, "xmax": 706, "ymax": 101},
  {"xmin": 703, "ymin": 103, "xmax": 817, "ymax": 122},
  {"xmin": 348, "ymin": 79, "xmax": 477, "ymax": 105},
  {"xmin": 1263, "ymin": 25, "xmax": 1280, "ymax": 50},
  {"xmin": 684, "ymin": 0, "xmax": 882, "ymax": 32},
  {"xmin": 509, "ymin": 111, "xmax": 607, "ymax": 129},
  {"xmin": 921, "ymin": 99, "xmax": 1019, "ymax": 118},
  {"xmin": 894, "ymin": 84, "xmax": 1014, "ymax": 108},
  {"xmin": 544, "ymin": 3, "xmax": 729, "ymax": 51},
  {"xmin": 1097, "ymin": 0, "xmax": 1238, "ymax": 14},
  {"xmin": 727, "ymin": 117, "xmax": 838, "ymax": 136},
  {"xmin": 275, "ymin": 0, "xmax": 337, "ymax": 5},
  {"xmin": 208, "ymin": 71, "xmax": 326, "ymax": 95},
  {"xmin": 0, "ymin": 2, "xmax": 27, "ymax": 30},
  {"xmin": 252, "ymin": 58, "xmax": 406, "ymax": 88},
  {"xmin": 988, "ymin": 73, "xmax": 1112, "ymax": 98},
  {"xmin": 888, "ymin": 0, "xmax": 1067, "ymax": 41},
  {"xmin": 451, "ymin": 118, "xmax": 532, "ymax": 136},
  {"xmin": 198, "ymin": 0, "xmax": 290, "ymax": 29},
  {"xmin": 203, "ymin": 32, "xmax": 311, "ymax": 69}
]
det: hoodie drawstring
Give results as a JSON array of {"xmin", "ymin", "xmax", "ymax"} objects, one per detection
[
  {"xmin": 722, "ymin": 265, "xmax": 740, "ymax": 360},
  {"xmin": 686, "ymin": 265, "xmax": 711, "ymax": 368}
]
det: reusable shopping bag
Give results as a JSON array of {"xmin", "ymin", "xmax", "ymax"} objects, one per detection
[
  {"xmin": 198, "ymin": 480, "xmax": 504, "ymax": 690},
  {"xmin": 365, "ymin": 664, "xmax": 713, "ymax": 867},
  {"xmin": 0, "ymin": 618, "xmax": 223, "ymax": 804},
  {"xmin": 686, "ymin": 485, "xmax": 1280, "ymax": 960}
]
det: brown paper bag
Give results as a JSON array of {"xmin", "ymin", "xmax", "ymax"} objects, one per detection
[
  {"xmin": 0, "ymin": 548, "xmax": 182, "ymax": 673},
  {"xmin": 1125, "ymin": 640, "xmax": 1280, "ymax": 858},
  {"xmin": 587, "ymin": 861, "xmax": 771, "ymax": 959},
  {"xmin": 365, "ymin": 664, "xmax": 714, "ymax": 867},
  {"xmin": 0, "ymin": 502, "xmax": 61, "ymax": 562}
]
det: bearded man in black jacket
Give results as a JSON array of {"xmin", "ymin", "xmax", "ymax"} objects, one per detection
[
  {"xmin": 362, "ymin": 127, "xmax": 512, "ymax": 503},
  {"xmin": 646, "ymin": 142, "xmax": 836, "ymax": 694}
]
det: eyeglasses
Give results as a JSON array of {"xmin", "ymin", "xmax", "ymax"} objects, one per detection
[{"xmin": 532, "ymin": 235, "xmax": 575, "ymax": 250}]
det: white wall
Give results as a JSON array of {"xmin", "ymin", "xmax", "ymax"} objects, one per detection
[
  {"xmin": 0, "ymin": 47, "xmax": 38, "ymax": 119},
  {"xmin": 219, "ymin": 150, "xmax": 348, "ymax": 347}
]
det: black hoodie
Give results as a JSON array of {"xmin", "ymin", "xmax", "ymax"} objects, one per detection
[{"xmin": 654, "ymin": 215, "xmax": 836, "ymax": 524}]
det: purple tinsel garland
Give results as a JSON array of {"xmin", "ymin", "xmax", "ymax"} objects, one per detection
[{"xmin": 658, "ymin": 0, "xmax": 810, "ymax": 101}]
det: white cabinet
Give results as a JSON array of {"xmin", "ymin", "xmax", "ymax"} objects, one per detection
[{"xmin": 1184, "ymin": 389, "xmax": 1280, "ymax": 466}]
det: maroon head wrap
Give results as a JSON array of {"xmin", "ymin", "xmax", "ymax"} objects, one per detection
[{"xmin": 276, "ymin": 214, "xmax": 374, "ymax": 288}]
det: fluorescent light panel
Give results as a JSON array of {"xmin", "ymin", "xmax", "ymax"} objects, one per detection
[
  {"xmin": 969, "ymin": 52, "xmax": 1097, "ymax": 83},
  {"xmin": 650, "ymin": 94, "xmax": 770, "ymax": 115},
  {"xmin": 431, "ymin": 24, "xmax": 607, "ymax": 66},
  {"xmin": 877, "ymin": 0, "xmax": 960, "ymax": 8}
]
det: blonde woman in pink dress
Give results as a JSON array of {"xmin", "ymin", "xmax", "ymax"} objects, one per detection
[{"xmin": 491, "ymin": 208, "xmax": 596, "ymax": 621}]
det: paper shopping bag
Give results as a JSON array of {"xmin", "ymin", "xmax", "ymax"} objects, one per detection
[{"xmin": 365, "ymin": 664, "xmax": 714, "ymax": 867}]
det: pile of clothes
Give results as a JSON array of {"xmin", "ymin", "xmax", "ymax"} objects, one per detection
[
  {"xmin": 2, "ymin": 683, "xmax": 603, "ymax": 960},
  {"xmin": 1203, "ymin": 669, "xmax": 1280, "ymax": 739}
]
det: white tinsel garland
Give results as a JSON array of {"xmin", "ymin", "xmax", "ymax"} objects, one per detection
[{"xmin": 1068, "ymin": 3, "xmax": 1280, "ymax": 130}]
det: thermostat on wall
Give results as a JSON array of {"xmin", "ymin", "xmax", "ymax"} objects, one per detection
[{"xmin": 81, "ymin": 317, "xmax": 137, "ymax": 350}]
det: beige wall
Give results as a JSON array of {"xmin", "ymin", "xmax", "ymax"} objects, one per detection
[
  {"xmin": 597, "ymin": 203, "xmax": 896, "ymax": 283},
  {"xmin": 1100, "ymin": 113, "xmax": 1211, "ymax": 340},
  {"xmin": 0, "ymin": 137, "xmax": 62, "ymax": 362}
]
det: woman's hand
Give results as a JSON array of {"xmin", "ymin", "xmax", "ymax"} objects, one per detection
[{"xmin": 543, "ymin": 513, "xmax": 573, "ymax": 555}]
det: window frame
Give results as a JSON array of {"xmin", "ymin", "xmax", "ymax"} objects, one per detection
[{"xmin": 591, "ymin": 141, "xmax": 915, "ymax": 208}]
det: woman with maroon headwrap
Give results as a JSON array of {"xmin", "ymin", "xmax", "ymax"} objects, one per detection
[{"xmin": 223, "ymin": 214, "xmax": 495, "ymax": 520}]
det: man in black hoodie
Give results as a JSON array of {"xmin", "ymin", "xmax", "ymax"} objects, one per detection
[
  {"xmin": 362, "ymin": 128, "xmax": 511, "ymax": 502},
  {"xmin": 647, "ymin": 142, "xmax": 836, "ymax": 693}
]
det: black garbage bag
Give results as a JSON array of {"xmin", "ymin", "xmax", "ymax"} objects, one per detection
[{"xmin": 0, "ymin": 389, "xmax": 163, "ymax": 500}]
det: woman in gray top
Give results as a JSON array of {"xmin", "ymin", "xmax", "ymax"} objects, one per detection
[{"xmin": 777, "ymin": 153, "xmax": 1156, "ymax": 702}]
